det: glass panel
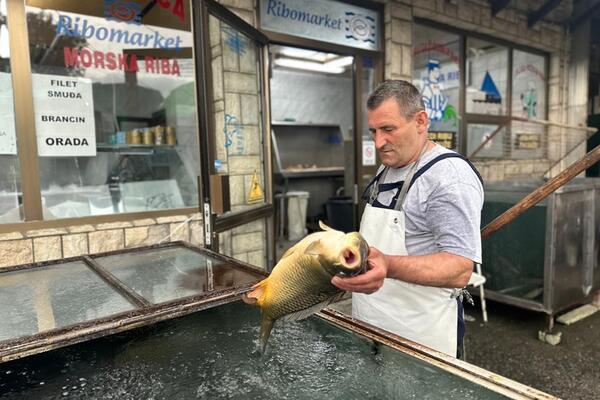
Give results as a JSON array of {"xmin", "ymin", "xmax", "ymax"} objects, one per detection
[
  {"xmin": 0, "ymin": 2, "xmax": 23, "ymax": 224},
  {"xmin": 94, "ymin": 246, "xmax": 260, "ymax": 303},
  {"xmin": 413, "ymin": 25, "xmax": 461, "ymax": 150},
  {"xmin": 209, "ymin": 15, "xmax": 267, "ymax": 213},
  {"xmin": 467, "ymin": 124, "xmax": 506, "ymax": 159},
  {"xmin": 219, "ymin": 218, "xmax": 268, "ymax": 269},
  {"xmin": 0, "ymin": 301, "xmax": 509, "ymax": 399},
  {"xmin": 482, "ymin": 183, "xmax": 546, "ymax": 301},
  {"xmin": 466, "ymin": 38, "xmax": 508, "ymax": 115},
  {"xmin": 0, "ymin": 261, "xmax": 136, "ymax": 341},
  {"xmin": 25, "ymin": 1, "xmax": 199, "ymax": 219},
  {"xmin": 511, "ymin": 50, "xmax": 547, "ymax": 159}
]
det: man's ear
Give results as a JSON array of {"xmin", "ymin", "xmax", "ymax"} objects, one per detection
[{"xmin": 414, "ymin": 110, "xmax": 429, "ymax": 135}]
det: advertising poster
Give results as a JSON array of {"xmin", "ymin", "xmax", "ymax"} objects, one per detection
[{"xmin": 32, "ymin": 73, "xmax": 96, "ymax": 157}]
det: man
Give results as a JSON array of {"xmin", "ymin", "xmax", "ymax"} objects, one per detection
[{"xmin": 331, "ymin": 80, "xmax": 483, "ymax": 358}]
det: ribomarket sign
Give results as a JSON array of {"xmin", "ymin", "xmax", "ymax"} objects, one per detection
[
  {"xmin": 33, "ymin": 73, "xmax": 96, "ymax": 157},
  {"xmin": 259, "ymin": 0, "xmax": 380, "ymax": 51}
]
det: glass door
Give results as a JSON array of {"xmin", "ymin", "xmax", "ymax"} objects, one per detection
[
  {"xmin": 196, "ymin": 0, "xmax": 272, "ymax": 266},
  {"xmin": 355, "ymin": 54, "xmax": 382, "ymax": 221}
]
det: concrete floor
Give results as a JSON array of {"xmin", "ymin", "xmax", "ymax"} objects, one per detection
[{"xmin": 464, "ymin": 300, "xmax": 600, "ymax": 400}]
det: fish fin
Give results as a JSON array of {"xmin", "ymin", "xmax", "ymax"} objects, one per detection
[
  {"xmin": 304, "ymin": 239, "xmax": 323, "ymax": 256},
  {"xmin": 259, "ymin": 316, "xmax": 275, "ymax": 353},
  {"xmin": 280, "ymin": 292, "xmax": 346, "ymax": 322},
  {"xmin": 319, "ymin": 220, "xmax": 334, "ymax": 231},
  {"xmin": 242, "ymin": 279, "xmax": 268, "ymax": 306}
]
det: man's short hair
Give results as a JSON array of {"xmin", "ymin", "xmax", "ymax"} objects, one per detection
[{"xmin": 367, "ymin": 80, "xmax": 425, "ymax": 119}]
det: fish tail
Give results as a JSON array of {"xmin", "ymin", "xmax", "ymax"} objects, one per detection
[{"xmin": 259, "ymin": 317, "xmax": 274, "ymax": 353}]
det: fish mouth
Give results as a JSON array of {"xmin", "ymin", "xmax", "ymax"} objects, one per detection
[{"xmin": 337, "ymin": 240, "xmax": 369, "ymax": 277}]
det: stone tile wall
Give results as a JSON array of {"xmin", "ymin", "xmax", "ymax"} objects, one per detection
[{"xmin": 0, "ymin": 214, "xmax": 203, "ymax": 269}]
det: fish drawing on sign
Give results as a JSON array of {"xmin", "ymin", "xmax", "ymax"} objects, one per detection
[{"xmin": 243, "ymin": 221, "xmax": 369, "ymax": 352}]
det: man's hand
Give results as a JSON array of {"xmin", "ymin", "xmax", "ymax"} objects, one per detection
[{"xmin": 331, "ymin": 246, "xmax": 388, "ymax": 294}]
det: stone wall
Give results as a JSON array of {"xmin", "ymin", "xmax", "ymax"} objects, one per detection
[{"xmin": 0, "ymin": 214, "xmax": 204, "ymax": 268}]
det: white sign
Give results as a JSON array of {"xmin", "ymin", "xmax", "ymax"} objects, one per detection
[
  {"xmin": 260, "ymin": 0, "xmax": 379, "ymax": 51},
  {"xmin": 32, "ymin": 73, "xmax": 96, "ymax": 157},
  {"xmin": 0, "ymin": 72, "xmax": 17, "ymax": 155},
  {"xmin": 362, "ymin": 140, "xmax": 376, "ymax": 166}
]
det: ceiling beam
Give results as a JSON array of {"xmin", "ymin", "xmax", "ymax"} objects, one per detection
[
  {"xmin": 489, "ymin": 0, "xmax": 511, "ymax": 17},
  {"xmin": 527, "ymin": 0, "xmax": 562, "ymax": 28},
  {"xmin": 569, "ymin": 0, "xmax": 600, "ymax": 32}
]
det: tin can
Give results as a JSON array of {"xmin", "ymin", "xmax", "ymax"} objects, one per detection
[
  {"xmin": 166, "ymin": 126, "xmax": 177, "ymax": 145},
  {"xmin": 143, "ymin": 127, "xmax": 154, "ymax": 145},
  {"xmin": 130, "ymin": 129, "xmax": 141, "ymax": 145},
  {"xmin": 154, "ymin": 126, "xmax": 165, "ymax": 145},
  {"xmin": 116, "ymin": 131, "xmax": 126, "ymax": 144}
]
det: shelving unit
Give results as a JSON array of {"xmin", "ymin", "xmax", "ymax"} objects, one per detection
[{"xmin": 271, "ymin": 122, "xmax": 350, "ymax": 231}]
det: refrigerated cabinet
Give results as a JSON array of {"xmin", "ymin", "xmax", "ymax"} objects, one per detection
[{"xmin": 481, "ymin": 178, "xmax": 600, "ymax": 319}]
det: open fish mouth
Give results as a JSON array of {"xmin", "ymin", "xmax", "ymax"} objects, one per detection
[{"xmin": 337, "ymin": 244, "xmax": 369, "ymax": 277}]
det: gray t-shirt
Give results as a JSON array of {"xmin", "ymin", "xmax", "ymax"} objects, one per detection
[{"xmin": 372, "ymin": 144, "xmax": 484, "ymax": 263}]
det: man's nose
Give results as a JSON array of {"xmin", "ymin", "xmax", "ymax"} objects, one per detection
[{"xmin": 373, "ymin": 132, "xmax": 387, "ymax": 149}]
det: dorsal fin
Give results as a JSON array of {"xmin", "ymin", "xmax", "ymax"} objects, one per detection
[
  {"xmin": 279, "ymin": 292, "xmax": 346, "ymax": 322},
  {"xmin": 319, "ymin": 220, "xmax": 334, "ymax": 231}
]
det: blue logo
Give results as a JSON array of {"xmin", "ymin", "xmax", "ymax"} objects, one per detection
[
  {"xmin": 344, "ymin": 12, "xmax": 375, "ymax": 43},
  {"xmin": 221, "ymin": 26, "xmax": 247, "ymax": 55}
]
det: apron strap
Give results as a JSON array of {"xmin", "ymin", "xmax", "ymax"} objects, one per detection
[
  {"xmin": 393, "ymin": 142, "xmax": 430, "ymax": 211},
  {"xmin": 407, "ymin": 153, "xmax": 484, "ymax": 192}
]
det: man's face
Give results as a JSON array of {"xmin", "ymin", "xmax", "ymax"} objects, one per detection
[{"xmin": 368, "ymin": 98, "xmax": 429, "ymax": 168}]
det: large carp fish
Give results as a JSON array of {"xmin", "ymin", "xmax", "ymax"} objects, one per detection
[{"xmin": 242, "ymin": 221, "xmax": 369, "ymax": 352}]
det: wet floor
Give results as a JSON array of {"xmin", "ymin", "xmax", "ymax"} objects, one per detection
[
  {"xmin": 0, "ymin": 301, "xmax": 509, "ymax": 400},
  {"xmin": 464, "ymin": 300, "xmax": 600, "ymax": 400}
]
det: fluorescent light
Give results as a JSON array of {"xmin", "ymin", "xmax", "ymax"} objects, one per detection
[
  {"xmin": 325, "ymin": 56, "xmax": 353, "ymax": 69},
  {"xmin": 0, "ymin": 24, "xmax": 10, "ymax": 59},
  {"xmin": 274, "ymin": 57, "xmax": 345, "ymax": 74},
  {"xmin": 279, "ymin": 47, "xmax": 328, "ymax": 62}
]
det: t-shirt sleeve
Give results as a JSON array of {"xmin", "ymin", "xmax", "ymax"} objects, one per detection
[{"xmin": 425, "ymin": 181, "xmax": 483, "ymax": 263}]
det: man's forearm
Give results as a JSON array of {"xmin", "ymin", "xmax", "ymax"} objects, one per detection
[{"xmin": 385, "ymin": 252, "xmax": 473, "ymax": 288}]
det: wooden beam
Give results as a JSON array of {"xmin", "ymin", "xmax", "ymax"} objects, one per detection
[
  {"xmin": 527, "ymin": 0, "xmax": 561, "ymax": 28},
  {"xmin": 481, "ymin": 144, "xmax": 600, "ymax": 239}
]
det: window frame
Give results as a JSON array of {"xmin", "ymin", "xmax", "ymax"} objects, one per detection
[
  {"xmin": 413, "ymin": 18, "xmax": 550, "ymax": 159},
  {"xmin": 0, "ymin": 0, "xmax": 273, "ymax": 233}
]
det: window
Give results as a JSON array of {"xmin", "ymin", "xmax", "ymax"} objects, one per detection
[
  {"xmin": 0, "ymin": 1, "xmax": 23, "ymax": 223},
  {"xmin": 511, "ymin": 49, "xmax": 547, "ymax": 158},
  {"xmin": 412, "ymin": 25, "xmax": 460, "ymax": 150},
  {"xmin": 413, "ymin": 23, "xmax": 548, "ymax": 160},
  {"xmin": 25, "ymin": 1, "xmax": 199, "ymax": 219},
  {"xmin": 466, "ymin": 38, "xmax": 508, "ymax": 116}
]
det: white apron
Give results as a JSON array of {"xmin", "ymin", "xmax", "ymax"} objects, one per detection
[{"xmin": 353, "ymin": 146, "xmax": 458, "ymax": 357}]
